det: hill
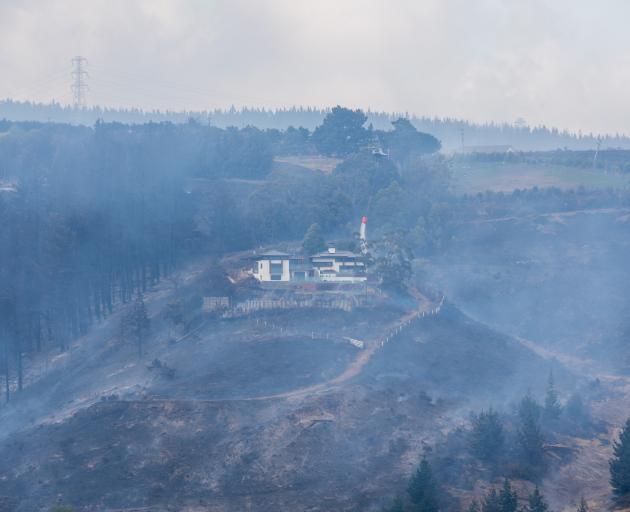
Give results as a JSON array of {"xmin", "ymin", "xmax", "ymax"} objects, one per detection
[{"xmin": 0, "ymin": 257, "xmax": 560, "ymax": 511}]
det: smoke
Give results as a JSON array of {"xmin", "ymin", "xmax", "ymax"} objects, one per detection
[{"xmin": 2, "ymin": 0, "xmax": 630, "ymax": 133}]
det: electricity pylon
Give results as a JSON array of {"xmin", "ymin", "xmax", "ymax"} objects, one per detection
[{"xmin": 71, "ymin": 56, "xmax": 89, "ymax": 108}]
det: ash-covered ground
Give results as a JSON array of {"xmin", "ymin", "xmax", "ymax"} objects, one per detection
[
  {"xmin": 2, "ymin": 208, "xmax": 630, "ymax": 511},
  {"xmin": 0, "ymin": 264, "xmax": 560, "ymax": 511}
]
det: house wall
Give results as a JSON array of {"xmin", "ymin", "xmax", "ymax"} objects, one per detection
[
  {"xmin": 254, "ymin": 255, "xmax": 365, "ymax": 283},
  {"xmin": 255, "ymin": 259, "xmax": 290, "ymax": 281},
  {"xmin": 319, "ymin": 274, "xmax": 367, "ymax": 283},
  {"xmin": 312, "ymin": 257, "xmax": 365, "ymax": 275}
]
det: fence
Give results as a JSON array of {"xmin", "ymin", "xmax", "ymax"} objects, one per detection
[
  {"xmin": 378, "ymin": 296, "xmax": 445, "ymax": 348},
  {"xmin": 227, "ymin": 296, "xmax": 358, "ymax": 316}
]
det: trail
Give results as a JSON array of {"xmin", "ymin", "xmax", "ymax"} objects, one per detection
[{"xmin": 115, "ymin": 292, "xmax": 439, "ymax": 405}]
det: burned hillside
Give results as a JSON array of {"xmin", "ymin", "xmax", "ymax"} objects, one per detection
[
  {"xmin": 1, "ymin": 106, "xmax": 630, "ymax": 512},
  {"xmin": 0, "ymin": 269, "xmax": 563, "ymax": 511}
]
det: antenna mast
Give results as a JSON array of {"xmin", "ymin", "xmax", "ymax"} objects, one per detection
[{"xmin": 71, "ymin": 56, "xmax": 89, "ymax": 108}]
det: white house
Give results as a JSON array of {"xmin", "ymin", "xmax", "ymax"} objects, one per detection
[
  {"xmin": 252, "ymin": 251, "xmax": 292, "ymax": 281},
  {"xmin": 252, "ymin": 246, "xmax": 366, "ymax": 284},
  {"xmin": 310, "ymin": 247, "xmax": 366, "ymax": 283}
]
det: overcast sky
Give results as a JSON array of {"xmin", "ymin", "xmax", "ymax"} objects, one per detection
[{"xmin": 1, "ymin": 0, "xmax": 628, "ymax": 134}]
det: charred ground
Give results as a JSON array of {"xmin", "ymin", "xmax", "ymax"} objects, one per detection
[{"xmin": 0, "ymin": 262, "xmax": 560, "ymax": 511}]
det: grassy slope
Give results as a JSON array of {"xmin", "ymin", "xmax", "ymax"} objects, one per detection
[{"xmin": 451, "ymin": 161, "xmax": 630, "ymax": 194}]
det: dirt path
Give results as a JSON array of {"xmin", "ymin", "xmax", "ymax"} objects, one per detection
[{"xmin": 117, "ymin": 293, "xmax": 438, "ymax": 406}]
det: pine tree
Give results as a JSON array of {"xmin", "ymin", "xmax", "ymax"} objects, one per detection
[
  {"xmin": 565, "ymin": 393, "xmax": 587, "ymax": 424},
  {"xmin": 610, "ymin": 418, "xmax": 630, "ymax": 500},
  {"xmin": 499, "ymin": 479, "xmax": 518, "ymax": 512},
  {"xmin": 407, "ymin": 457, "xmax": 440, "ymax": 512},
  {"xmin": 543, "ymin": 371, "xmax": 562, "ymax": 420},
  {"xmin": 517, "ymin": 393, "xmax": 546, "ymax": 479},
  {"xmin": 466, "ymin": 499, "xmax": 480, "ymax": 512},
  {"xmin": 481, "ymin": 488, "xmax": 501, "ymax": 512},
  {"xmin": 525, "ymin": 487, "xmax": 549, "ymax": 512},
  {"xmin": 576, "ymin": 496, "xmax": 588, "ymax": 512},
  {"xmin": 470, "ymin": 408, "xmax": 505, "ymax": 465},
  {"xmin": 302, "ymin": 223, "xmax": 326, "ymax": 255},
  {"xmin": 519, "ymin": 391, "xmax": 542, "ymax": 424},
  {"xmin": 386, "ymin": 496, "xmax": 404, "ymax": 512},
  {"xmin": 121, "ymin": 293, "xmax": 150, "ymax": 358}
]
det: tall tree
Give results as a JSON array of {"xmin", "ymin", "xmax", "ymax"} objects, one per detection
[
  {"xmin": 565, "ymin": 393, "xmax": 587, "ymax": 424},
  {"xmin": 121, "ymin": 293, "xmax": 150, "ymax": 358},
  {"xmin": 543, "ymin": 371, "xmax": 562, "ymax": 420},
  {"xmin": 481, "ymin": 488, "xmax": 501, "ymax": 512},
  {"xmin": 380, "ymin": 117, "xmax": 441, "ymax": 164},
  {"xmin": 407, "ymin": 457, "xmax": 440, "ymax": 512},
  {"xmin": 517, "ymin": 393, "xmax": 546, "ymax": 479},
  {"xmin": 302, "ymin": 223, "xmax": 326, "ymax": 255},
  {"xmin": 386, "ymin": 496, "xmax": 405, "ymax": 512},
  {"xmin": 374, "ymin": 231, "xmax": 414, "ymax": 292},
  {"xmin": 610, "ymin": 418, "xmax": 630, "ymax": 500},
  {"xmin": 470, "ymin": 408, "xmax": 505, "ymax": 465},
  {"xmin": 576, "ymin": 496, "xmax": 588, "ymax": 512},
  {"xmin": 525, "ymin": 487, "xmax": 549, "ymax": 512},
  {"xmin": 312, "ymin": 106, "xmax": 369, "ymax": 157},
  {"xmin": 333, "ymin": 150, "xmax": 399, "ymax": 215},
  {"xmin": 467, "ymin": 500, "xmax": 481, "ymax": 512},
  {"xmin": 499, "ymin": 479, "xmax": 518, "ymax": 512}
]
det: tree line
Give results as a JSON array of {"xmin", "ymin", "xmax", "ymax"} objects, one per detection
[
  {"xmin": 3, "ymin": 100, "xmax": 629, "ymax": 150},
  {"xmin": 455, "ymin": 149, "xmax": 630, "ymax": 173}
]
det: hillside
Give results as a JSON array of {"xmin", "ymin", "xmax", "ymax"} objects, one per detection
[
  {"xmin": 450, "ymin": 160, "xmax": 630, "ymax": 194},
  {"xmin": 2, "ymin": 115, "xmax": 630, "ymax": 511},
  {"xmin": 0, "ymin": 255, "xmax": 560, "ymax": 512}
]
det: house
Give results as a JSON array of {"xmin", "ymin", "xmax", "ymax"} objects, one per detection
[
  {"xmin": 310, "ymin": 246, "xmax": 366, "ymax": 283},
  {"xmin": 253, "ymin": 251, "xmax": 292, "ymax": 281},
  {"xmin": 252, "ymin": 217, "xmax": 368, "ymax": 284},
  {"xmin": 252, "ymin": 246, "xmax": 366, "ymax": 284}
]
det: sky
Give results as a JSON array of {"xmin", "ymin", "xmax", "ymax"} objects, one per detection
[{"xmin": 1, "ymin": 0, "xmax": 629, "ymax": 134}]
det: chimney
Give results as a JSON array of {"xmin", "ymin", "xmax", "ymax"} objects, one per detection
[
  {"xmin": 360, "ymin": 216, "xmax": 367, "ymax": 241},
  {"xmin": 328, "ymin": 244, "xmax": 336, "ymax": 254}
]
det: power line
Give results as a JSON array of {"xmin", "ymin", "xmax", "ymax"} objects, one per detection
[{"xmin": 71, "ymin": 56, "xmax": 89, "ymax": 108}]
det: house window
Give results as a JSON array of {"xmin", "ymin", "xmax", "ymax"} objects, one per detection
[
  {"xmin": 270, "ymin": 262, "xmax": 283, "ymax": 275},
  {"xmin": 270, "ymin": 274, "xmax": 282, "ymax": 281}
]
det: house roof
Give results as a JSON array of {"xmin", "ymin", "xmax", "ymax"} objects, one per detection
[
  {"xmin": 257, "ymin": 250, "xmax": 291, "ymax": 258},
  {"xmin": 311, "ymin": 250, "xmax": 363, "ymax": 259}
]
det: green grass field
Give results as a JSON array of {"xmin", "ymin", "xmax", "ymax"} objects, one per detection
[{"xmin": 450, "ymin": 161, "xmax": 630, "ymax": 194}]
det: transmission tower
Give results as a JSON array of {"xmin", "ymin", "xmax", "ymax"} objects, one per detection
[{"xmin": 70, "ymin": 56, "xmax": 89, "ymax": 108}]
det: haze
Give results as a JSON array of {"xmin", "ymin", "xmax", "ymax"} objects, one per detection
[{"xmin": 1, "ymin": 0, "xmax": 629, "ymax": 134}]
